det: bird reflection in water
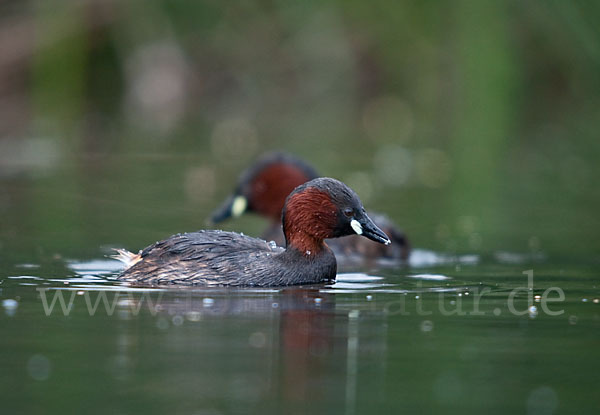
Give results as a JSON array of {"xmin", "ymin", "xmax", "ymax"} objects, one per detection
[{"xmin": 112, "ymin": 287, "xmax": 385, "ymax": 411}]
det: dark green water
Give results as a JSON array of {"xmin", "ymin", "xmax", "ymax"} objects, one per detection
[
  {"xmin": 1, "ymin": 157, "xmax": 600, "ymax": 414},
  {"xmin": 1, "ymin": 230, "xmax": 599, "ymax": 414}
]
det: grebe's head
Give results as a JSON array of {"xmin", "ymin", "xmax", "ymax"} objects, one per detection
[
  {"xmin": 210, "ymin": 152, "xmax": 318, "ymax": 224},
  {"xmin": 282, "ymin": 177, "xmax": 391, "ymax": 252}
]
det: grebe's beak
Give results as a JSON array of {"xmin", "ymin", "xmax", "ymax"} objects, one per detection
[
  {"xmin": 209, "ymin": 195, "xmax": 248, "ymax": 224},
  {"xmin": 351, "ymin": 214, "xmax": 391, "ymax": 245}
]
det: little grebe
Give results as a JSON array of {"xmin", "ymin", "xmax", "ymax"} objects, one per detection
[
  {"xmin": 116, "ymin": 178, "xmax": 390, "ymax": 286},
  {"xmin": 210, "ymin": 152, "xmax": 410, "ymax": 261}
]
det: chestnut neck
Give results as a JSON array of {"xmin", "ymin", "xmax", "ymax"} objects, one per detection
[
  {"xmin": 282, "ymin": 188, "xmax": 338, "ymax": 255},
  {"xmin": 250, "ymin": 163, "xmax": 312, "ymax": 222}
]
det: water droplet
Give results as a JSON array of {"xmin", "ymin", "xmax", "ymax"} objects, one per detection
[
  {"xmin": 156, "ymin": 317, "xmax": 169, "ymax": 330},
  {"xmin": 366, "ymin": 294, "xmax": 373, "ymax": 301},
  {"xmin": 27, "ymin": 354, "xmax": 51, "ymax": 381},
  {"xmin": 185, "ymin": 311, "xmax": 201, "ymax": 322},
  {"xmin": 420, "ymin": 320, "xmax": 434, "ymax": 332},
  {"xmin": 249, "ymin": 332, "xmax": 266, "ymax": 348},
  {"xmin": 528, "ymin": 306, "xmax": 538, "ymax": 319},
  {"xmin": 2, "ymin": 299, "xmax": 18, "ymax": 316}
]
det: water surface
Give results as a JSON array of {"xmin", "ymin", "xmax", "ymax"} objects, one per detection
[{"xmin": 1, "ymin": 250, "xmax": 598, "ymax": 414}]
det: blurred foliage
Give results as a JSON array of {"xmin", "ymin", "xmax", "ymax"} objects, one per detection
[{"xmin": 1, "ymin": 0, "xmax": 600, "ymax": 258}]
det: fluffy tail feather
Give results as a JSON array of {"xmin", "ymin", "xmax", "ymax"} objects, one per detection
[{"xmin": 110, "ymin": 248, "xmax": 142, "ymax": 268}]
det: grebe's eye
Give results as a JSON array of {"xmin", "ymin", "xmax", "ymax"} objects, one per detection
[{"xmin": 343, "ymin": 208, "xmax": 354, "ymax": 217}]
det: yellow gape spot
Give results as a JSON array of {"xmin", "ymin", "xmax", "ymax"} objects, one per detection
[{"xmin": 231, "ymin": 196, "xmax": 248, "ymax": 217}]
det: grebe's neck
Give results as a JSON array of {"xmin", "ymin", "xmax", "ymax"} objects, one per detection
[
  {"xmin": 282, "ymin": 187, "xmax": 338, "ymax": 256},
  {"xmin": 285, "ymin": 231, "xmax": 326, "ymax": 256}
]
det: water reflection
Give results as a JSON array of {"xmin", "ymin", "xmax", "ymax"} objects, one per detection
[{"xmin": 104, "ymin": 287, "xmax": 371, "ymax": 412}]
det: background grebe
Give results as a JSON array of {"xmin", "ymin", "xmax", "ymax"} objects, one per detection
[
  {"xmin": 210, "ymin": 152, "xmax": 410, "ymax": 260},
  {"xmin": 116, "ymin": 177, "xmax": 390, "ymax": 286}
]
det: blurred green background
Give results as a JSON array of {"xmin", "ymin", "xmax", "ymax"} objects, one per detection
[
  {"xmin": 2, "ymin": 3, "xmax": 600, "ymax": 414},
  {"xmin": 1, "ymin": 0, "xmax": 599, "ymax": 260}
]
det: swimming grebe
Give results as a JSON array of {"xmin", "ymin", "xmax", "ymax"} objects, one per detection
[
  {"xmin": 211, "ymin": 152, "xmax": 319, "ymax": 224},
  {"xmin": 116, "ymin": 178, "xmax": 390, "ymax": 286},
  {"xmin": 210, "ymin": 152, "xmax": 410, "ymax": 260}
]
